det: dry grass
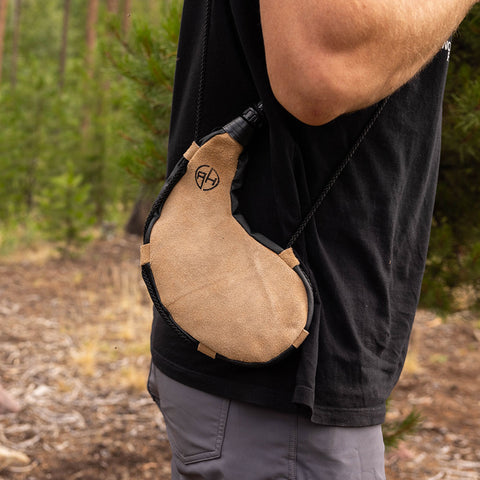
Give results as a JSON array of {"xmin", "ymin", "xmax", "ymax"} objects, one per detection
[
  {"xmin": 66, "ymin": 248, "xmax": 153, "ymax": 391},
  {"xmin": 0, "ymin": 236, "xmax": 172, "ymax": 480},
  {"xmin": 2, "ymin": 236, "xmax": 480, "ymax": 480}
]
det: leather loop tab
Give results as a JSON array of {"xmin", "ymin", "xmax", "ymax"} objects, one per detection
[
  {"xmin": 292, "ymin": 329, "xmax": 309, "ymax": 349},
  {"xmin": 140, "ymin": 244, "xmax": 151, "ymax": 266},
  {"xmin": 184, "ymin": 142, "xmax": 200, "ymax": 161},
  {"xmin": 279, "ymin": 248, "xmax": 300, "ymax": 269},
  {"xmin": 197, "ymin": 343, "xmax": 217, "ymax": 359}
]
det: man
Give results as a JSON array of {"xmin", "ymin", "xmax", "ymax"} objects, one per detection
[{"xmin": 147, "ymin": 1, "xmax": 477, "ymax": 478}]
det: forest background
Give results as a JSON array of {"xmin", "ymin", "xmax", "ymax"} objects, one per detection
[
  {"xmin": 0, "ymin": 0, "xmax": 479, "ymax": 313},
  {"xmin": 0, "ymin": 1, "xmax": 479, "ymax": 478}
]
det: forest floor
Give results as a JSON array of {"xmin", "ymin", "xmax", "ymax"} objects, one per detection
[{"xmin": 0, "ymin": 235, "xmax": 479, "ymax": 480}]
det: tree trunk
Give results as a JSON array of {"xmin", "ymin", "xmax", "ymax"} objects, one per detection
[
  {"xmin": 10, "ymin": 0, "xmax": 21, "ymax": 88},
  {"xmin": 125, "ymin": 192, "xmax": 153, "ymax": 236},
  {"xmin": 86, "ymin": 0, "xmax": 99, "ymax": 78},
  {"xmin": 148, "ymin": 0, "xmax": 155, "ymax": 15},
  {"xmin": 0, "ymin": 0, "xmax": 8, "ymax": 84},
  {"xmin": 107, "ymin": 0, "xmax": 119, "ymax": 14},
  {"xmin": 122, "ymin": 0, "xmax": 132, "ymax": 36},
  {"xmin": 59, "ymin": 0, "xmax": 71, "ymax": 90}
]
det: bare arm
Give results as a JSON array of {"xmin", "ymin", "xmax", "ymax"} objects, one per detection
[{"xmin": 260, "ymin": 0, "xmax": 477, "ymax": 125}]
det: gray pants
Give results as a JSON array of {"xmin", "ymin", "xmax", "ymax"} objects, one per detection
[{"xmin": 148, "ymin": 364, "xmax": 386, "ymax": 480}]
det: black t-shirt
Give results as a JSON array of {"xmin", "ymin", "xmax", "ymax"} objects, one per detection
[{"xmin": 150, "ymin": 0, "xmax": 450, "ymax": 426}]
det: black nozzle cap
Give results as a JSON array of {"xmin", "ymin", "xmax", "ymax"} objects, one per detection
[{"xmin": 223, "ymin": 102, "xmax": 265, "ymax": 146}]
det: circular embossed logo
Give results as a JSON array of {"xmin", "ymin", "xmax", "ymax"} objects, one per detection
[{"xmin": 195, "ymin": 165, "xmax": 220, "ymax": 191}]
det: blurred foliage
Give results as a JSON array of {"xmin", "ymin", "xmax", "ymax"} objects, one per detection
[
  {"xmin": 383, "ymin": 404, "xmax": 422, "ymax": 450},
  {"xmin": 0, "ymin": 0, "xmax": 181, "ymax": 252},
  {"xmin": 37, "ymin": 163, "xmax": 95, "ymax": 255},
  {"xmin": 421, "ymin": 4, "xmax": 480, "ymax": 313},
  {"xmin": 102, "ymin": 0, "xmax": 181, "ymax": 190}
]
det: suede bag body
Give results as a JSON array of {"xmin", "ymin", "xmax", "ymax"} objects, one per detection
[{"xmin": 141, "ymin": 120, "xmax": 314, "ymax": 365}]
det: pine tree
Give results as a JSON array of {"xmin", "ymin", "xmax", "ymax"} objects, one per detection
[
  {"xmin": 104, "ymin": 0, "xmax": 182, "ymax": 234},
  {"xmin": 382, "ymin": 403, "xmax": 422, "ymax": 450},
  {"xmin": 421, "ymin": 5, "xmax": 480, "ymax": 312},
  {"xmin": 0, "ymin": 0, "xmax": 8, "ymax": 84},
  {"xmin": 37, "ymin": 163, "xmax": 95, "ymax": 254},
  {"xmin": 59, "ymin": 0, "xmax": 71, "ymax": 90},
  {"xmin": 0, "ymin": 0, "xmax": 135, "ymax": 246},
  {"xmin": 10, "ymin": 0, "xmax": 21, "ymax": 88},
  {"xmin": 86, "ymin": 0, "xmax": 99, "ymax": 78}
]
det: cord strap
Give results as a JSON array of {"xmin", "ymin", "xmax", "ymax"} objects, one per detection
[
  {"xmin": 287, "ymin": 97, "xmax": 389, "ymax": 248},
  {"xmin": 193, "ymin": 0, "xmax": 212, "ymax": 141}
]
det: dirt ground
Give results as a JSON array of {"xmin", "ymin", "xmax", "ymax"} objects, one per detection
[{"xmin": 0, "ymin": 236, "xmax": 479, "ymax": 480}]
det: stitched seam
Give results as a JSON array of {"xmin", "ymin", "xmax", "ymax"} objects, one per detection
[
  {"xmin": 214, "ymin": 399, "xmax": 230, "ymax": 453},
  {"xmin": 287, "ymin": 414, "xmax": 298, "ymax": 480},
  {"xmin": 169, "ymin": 399, "xmax": 230, "ymax": 465}
]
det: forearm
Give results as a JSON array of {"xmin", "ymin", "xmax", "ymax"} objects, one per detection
[{"xmin": 260, "ymin": 0, "xmax": 477, "ymax": 125}]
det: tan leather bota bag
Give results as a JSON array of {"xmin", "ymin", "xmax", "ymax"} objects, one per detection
[{"xmin": 141, "ymin": 105, "xmax": 314, "ymax": 365}]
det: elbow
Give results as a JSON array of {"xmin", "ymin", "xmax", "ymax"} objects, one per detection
[
  {"xmin": 266, "ymin": 52, "xmax": 387, "ymax": 126},
  {"xmin": 267, "ymin": 55, "xmax": 361, "ymax": 126},
  {"xmin": 270, "ymin": 81, "xmax": 346, "ymax": 126}
]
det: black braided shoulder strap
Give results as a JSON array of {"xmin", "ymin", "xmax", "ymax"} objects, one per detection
[
  {"xmin": 193, "ymin": 0, "xmax": 212, "ymax": 141},
  {"xmin": 287, "ymin": 97, "xmax": 389, "ymax": 248}
]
